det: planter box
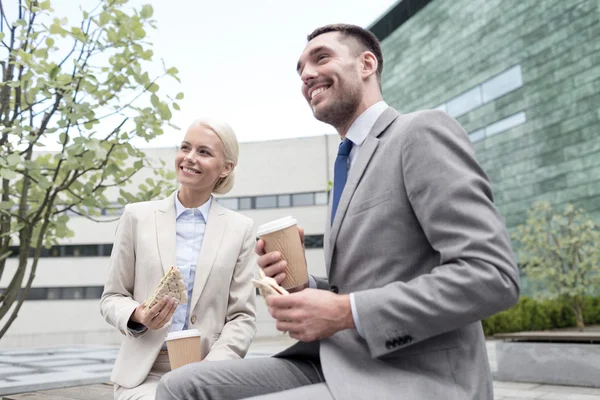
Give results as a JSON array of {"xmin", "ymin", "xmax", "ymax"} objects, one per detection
[{"xmin": 496, "ymin": 341, "xmax": 600, "ymax": 388}]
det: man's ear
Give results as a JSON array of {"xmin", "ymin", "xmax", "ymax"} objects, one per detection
[{"xmin": 361, "ymin": 51, "xmax": 378, "ymax": 80}]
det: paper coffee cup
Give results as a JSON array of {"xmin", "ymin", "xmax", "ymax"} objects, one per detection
[
  {"xmin": 166, "ymin": 329, "xmax": 202, "ymax": 370},
  {"xmin": 257, "ymin": 216, "xmax": 308, "ymax": 291}
]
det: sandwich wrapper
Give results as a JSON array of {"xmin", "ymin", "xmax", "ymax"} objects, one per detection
[{"xmin": 252, "ymin": 268, "xmax": 289, "ymax": 299}]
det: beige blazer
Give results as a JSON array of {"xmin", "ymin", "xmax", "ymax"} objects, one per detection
[{"xmin": 100, "ymin": 192, "xmax": 257, "ymax": 388}]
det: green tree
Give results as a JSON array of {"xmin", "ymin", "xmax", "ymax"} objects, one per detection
[
  {"xmin": 514, "ymin": 201, "xmax": 600, "ymax": 330},
  {"xmin": 0, "ymin": 0, "xmax": 181, "ymax": 338}
]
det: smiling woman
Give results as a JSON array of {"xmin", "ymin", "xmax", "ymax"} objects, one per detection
[{"xmin": 100, "ymin": 118, "xmax": 257, "ymax": 400}]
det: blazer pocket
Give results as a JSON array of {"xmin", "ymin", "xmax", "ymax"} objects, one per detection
[{"xmin": 348, "ymin": 190, "xmax": 392, "ymax": 216}]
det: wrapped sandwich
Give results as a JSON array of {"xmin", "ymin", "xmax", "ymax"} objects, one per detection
[
  {"xmin": 252, "ymin": 268, "xmax": 289, "ymax": 299},
  {"xmin": 144, "ymin": 266, "xmax": 188, "ymax": 309}
]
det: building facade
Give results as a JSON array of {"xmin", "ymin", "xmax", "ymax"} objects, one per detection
[
  {"xmin": 372, "ymin": 0, "xmax": 600, "ymax": 231},
  {"xmin": 0, "ymin": 137, "xmax": 340, "ymax": 348}
]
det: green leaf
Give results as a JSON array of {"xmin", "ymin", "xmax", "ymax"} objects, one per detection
[
  {"xmin": 0, "ymin": 168, "xmax": 17, "ymax": 179},
  {"xmin": 0, "ymin": 33, "xmax": 5, "ymax": 42},
  {"xmin": 99, "ymin": 12, "xmax": 110, "ymax": 26},
  {"xmin": 0, "ymin": 201, "xmax": 14, "ymax": 210},
  {"xmin": 6, "ymin": 153, "xmax": 21, "ymax": 166},
  {"xmin": 172, "ymin": 103, "xmax": 180, "ymax": 111},
  {"xmin": 150, "ymin": 94, "xmax": 159, "ymax": 108},
  {"xmin": 167, "ymin": 67, "xmax": 178, "ymax": 75},
  {"xmin": 140, "ymin": 4, "xmax": 154, "ymax": 18},
  {"xmin": 46, "ymin": 37, "xmax": 55, "ymax": 47},
  {"xmin": 176, "ymin": 92, "xmax": 184, "ymax": 100},
  {"xmin": 157, "ymin": 103, "xmax": 172, "ymax": 120},
  {"xmin": 134, "ymin": 27, "xmax": 146, "ymax": 39},
  {"xmin": 49, "ymin": 23, "xmax": 61, "ymax": 34},
  {"xmin": 148, "ymin": 82, "xmax": 159, "ymax": 93}
]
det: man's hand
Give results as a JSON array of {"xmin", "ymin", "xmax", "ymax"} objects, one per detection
[
  {"xmin": 130, "ymin": 296, "xmax": 178, "ymax": 330},
  {"xmin": 256, "ymin": 227, "xmax": 305, "ymax": 286},
  {"xmin": 266, "ymin": 288, "xmax": 355, "ymax": 342}
]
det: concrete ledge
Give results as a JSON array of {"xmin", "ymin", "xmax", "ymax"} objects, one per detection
[{"xmin": 496, "ymin": 341, "xmax": 600, "ymax": 388}]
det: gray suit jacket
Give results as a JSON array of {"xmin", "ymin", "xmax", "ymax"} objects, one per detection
[{"xmin": 279, "ymin": 108, "xmax": 520, "ymax": 400}]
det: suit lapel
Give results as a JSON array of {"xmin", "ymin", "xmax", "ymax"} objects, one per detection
[
  {"xmin": 155, "ymin": 192, "xmax": 177, "ymax": 276},
  {"xmin": 326, "ymin": 107, "xmax": 400, "ymax": 273},
  {"xmin": 190, "ymin": 200, "xmax": 226, "ymax": 310}
]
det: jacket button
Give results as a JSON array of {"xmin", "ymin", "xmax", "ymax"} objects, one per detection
[
  {"xmin": 190, "ymin": 315, "xmax": 197, "ymax": 324},
  {"xmin": 329, "ymin": 285, "xmax": 339, "ymax": 294}
]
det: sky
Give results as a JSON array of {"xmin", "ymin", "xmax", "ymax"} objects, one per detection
[{"xmin": 42, "ymin": 0, "xmax": 400, "ymax": 148}]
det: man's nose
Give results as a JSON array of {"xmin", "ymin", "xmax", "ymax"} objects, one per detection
[{"xmin": 301, "ymin": 63, "xmax": 318, "ymax": 85}]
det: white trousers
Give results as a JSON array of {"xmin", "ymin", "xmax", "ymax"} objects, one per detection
[{"xmin": 114, "ymin": 354, "xmax": 171, "ymax": 400}]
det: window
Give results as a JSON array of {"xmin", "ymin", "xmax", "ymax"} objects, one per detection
[
  {"xmin": 469, "ymin": 129, "xmax": 486, "ymax": 142},
  {"xmin": 292, "ymin": 193, "xmax": 314, "ymax": 207},
  {"xmin": 255, "ymin": 195, "xmax": 277, "ymax": 209},
  {"xmin": 63, "ymin": 245, "xmax": 99, "ymax": 257},
  {"xmin": 315, "ymin": 192, "xmax": 328, "ymax": 205},
  {"xmin": 434, "ymin": 65, "xmax": 523, "ymax": 117},
  {"xmin": 0, "ymin": 286, "xmax": 105, "ymax": 301},
  {"xmin": 469, "ymin": 112, "xmax": 527, "ymax": 143},
  {"xmin": 446, "ymin": 87, "xmax": 482, "ymax": 118},
  {"xmin": 217, "ymin": 197, "xmax": 239, "ymax": 210},
  {"xmin": 47, "ymin": 288, "xmax": 60, "ymax": 300},
  {"xmin": 61, "ymin": 287, "xmax": 84, "ymax": 300},
  {"xmin": 277, "ymin": 194, "xmax": 291, "ymax": 207},
  {"xmin": 85, "ymin": 286, "xmax": 104, "ymax": 299},
  {"xmin": 482, "ymin": 65, "xmax": 523, "ymax": 103},
  {"xmin": 26, "ymin": 288, "xmax": 48, "ymax": 300},
  {"xmin": 238, "ymin": 197, "xmax": 253, "ymax": 210},
  {"xmin": 100, "ymin": 244, "xmax": 113, "ymax": 257},
  {"xmin": 304, "ymin": 235, "xmax": 324, "ymax": 249},
  {"xmin": 485, "ymin": 112, "xmax": 527, "ymax": 137}
]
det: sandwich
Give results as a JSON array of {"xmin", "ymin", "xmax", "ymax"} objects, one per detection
[{"xmin": 144, "ymin": 266, "xmax": 188, "ymax": 309}]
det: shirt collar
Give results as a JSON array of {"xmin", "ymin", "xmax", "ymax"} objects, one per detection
[
  {"xmin": 345, "ymin": 101, "xmax": 389, "ymax": 146},
  {"xmin": 175, "ymin": 191, "xmax": 212, "ymax": 221}
]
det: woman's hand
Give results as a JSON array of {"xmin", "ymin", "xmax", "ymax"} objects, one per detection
[{"xmin": 130, "ymin": 296, "xmax": 178, "ymax": 330}]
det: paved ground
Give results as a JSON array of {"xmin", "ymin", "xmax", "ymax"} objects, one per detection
[{"xmin": 1, "ymin": 338, "xmax": 599, "ymax": 399}]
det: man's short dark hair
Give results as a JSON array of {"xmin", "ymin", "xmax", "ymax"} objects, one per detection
[{"xmin": 307, "ymin": 24, "xmax": 384, "ymax": 83}]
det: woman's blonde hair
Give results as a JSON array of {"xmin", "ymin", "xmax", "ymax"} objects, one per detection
[{"xmin": 188, "ymin": 118, "xmax": 239, "ymax": 194}]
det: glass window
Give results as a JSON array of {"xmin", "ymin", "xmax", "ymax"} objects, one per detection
[
  {"xmin": 63, "ymin": 245, "xmax": 99, "ymax": 257},
  {"xmin": 292, "ymin": 193, "xmax": 314, "ymax": 207},
  {"xmin": 433, "ymin": 103, "xmax": 447, "ymax": 113},
  {"xmin": 47, "ymin": 288, "xmax": 60, "ymax": 300},
  {"xmin": 26, "ymin": 287, "xmax": 47, "ymax": 300},
  {"xmin": 255, "ymin": 195, "xmax": 277, "ymax": 209},
  {"xmin": 217, "ymin": 197, "xmax": 239, "ymax": 210},
  {"xmin": 485, "ymin": 112, "xmax": 526, "ymax": 137},
  {"xmin": 100, "ymin": 244, "xmax": 113, "ymax": 257},
  {"xmin": 277, "ymin": 194, "xmax": 291, "ymax": 207},
  {"xmin": 61, "ymin": 287, "xmax": 84, "ymax": 300},
  {"xmin": 482, "ymin": 65, "xmax": 523, "ymax": 103},
  {"xmin": 315, "ymin": 192, "xmax": 328, "ymax": 205},
  {"xmin": 239, "ymin": 197, "xmax": 253, "ymax": 210},
  {"xmin": 85, "ymin": 286, "xmax": 104, "ymax": 299},
  {"xmin": 304, "ymin": 235, "xmax": 324, "ymax": 249},
  {"xmin": 446, "ymin": 87, "xmax": 482, "ymax": 118},
  {"xmin": 469, "ymin": 129, "xmax": 486, "ymax": 143}
]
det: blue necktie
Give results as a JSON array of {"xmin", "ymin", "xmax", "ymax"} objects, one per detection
[{"xmin": 331, "ymin": 138, "xmax": 353, "ymax": 224}]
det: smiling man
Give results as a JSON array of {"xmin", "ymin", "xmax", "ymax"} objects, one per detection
[{"xmin": 157, "ymin": 24, "xmax": 520, "ymax": 400}]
